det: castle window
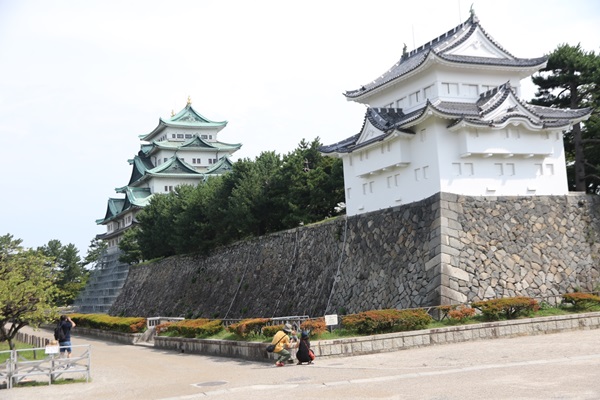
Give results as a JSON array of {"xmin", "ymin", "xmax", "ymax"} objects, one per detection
[
  {"xmin": 172, "ymin": 134, "xmax": 176, "ymax": 139},
  {"xmin": 452, "ymin": 163, "xmax": 461, "ymax": 176},
  {"xmin": 463, "ymin": 84, "xmax": 478, "ymax": 97},
  {"xmin": 346, "ymin": 187, "xmax": 351, "ymax": 199},
  {"xmin": 495, "ymin": 163, "xmax": 504, "ymax": 176},
  {"xmin": 369, "ymin": 181, "xmax": 374, "ymax": 193},
  {"xmin": 209, "ymin": 135, "xmax": 213, "ymax": 139},
  {"xmin": 409, "ymin": 91, "xmax": 420, "ymax": 105},
  {"xmin": 414, "ymin": 168, "xmax": 421, "ymax": 181},
  {"xmin": 545, "ymin": 164, "xmax": 555, "ymax": 175},
  {"xmin": 387, "ymin": 176, "xmax": 393, "ymax": 188},
  {"xmin": 423, "ymin": 166, "xmax": 429, "ymax": 179},
  {"xmin": 185, "ymin": 134, "xmax": 192, "ymax": 139},
  {"xmin": 442, "ymin": 82, "xmax": 458, "ymax": 95},
  {"xmin": 394, "ymin": 173, "xmax": 400, "ymax": 186},
  {"xmin": 424, "ymin": 85, "xmax": 434, "ymax": 99},
  {"xmin": 201, "ymin": 135, "xmax": 208, "ymax": 139},
  {"xmin": 362, "ymin": 183, "xmax": 368, "ymax": 195},
  {"xmin": 177, "ymin": 134, "xmax": 184, "ymax": 139},
  {"xmin": 396, "ymin": 97, "xmax": 407, "ymax": 108},
  {"xmin": 535, "ymin": 163, "xmax": 543, "ymax": 176},
  {"xmin": 420, "ymin": 129, "xmax": 427, "ymax": 142}
]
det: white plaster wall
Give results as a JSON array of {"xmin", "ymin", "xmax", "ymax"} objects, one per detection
[
  {"xmin": 149, "ymin": 176, "xmax": 204, "ymax": 194},
  {"xmin": 343, "ymin": 117, "xmax": 569, "ymax": 215},
  {"xmin": 365, "ymin": 67, "xmax": 520, "ymax": 112},
  {"xmin": 161, "ymin": 126, "xmax": 221, "ymax": 142}
]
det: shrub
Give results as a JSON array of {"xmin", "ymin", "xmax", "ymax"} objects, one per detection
[
  {"xmin": 261, "ymin": 324, "xmax": 283, "ymax": 337},
  {"xmin": 342, "ymin": 309, "xmax": 432, "ymax": 334},
  {"xmin": 69, "ymin": 313, "xmax": 147, "ymax": 333},
  {"xmin": 227, "ymin": 318, "xmax": 270, "ymax": 338},
  {"xmin": 155, "ymin": 322, "xmax": 173, "ymax": 335},
  {"xmin": 164, "ymin": 319, "xmax": 223, "ymax": 338},
  {"xmin": 471, "ymin": 297, "xmax": 539, "ymax": 320},
  {"xmin": 448, "ymin": 306, "xmax": 476, "ymax": 322},
  {"xmin": 562, "ymin": 292, "xmax": 600, "ymax": 310},
  {"xmin": 300, "ymin": 318, "xmax": 327, "ymax": 336}
]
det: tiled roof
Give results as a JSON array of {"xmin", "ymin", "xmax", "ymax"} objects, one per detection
[
  {"xmin": 344, "ymin": 14, "xmax": 546, "ymax": 100},
  {"xmin": 321, "ymin": 84, "xmax": 592, "ymax": 154}
]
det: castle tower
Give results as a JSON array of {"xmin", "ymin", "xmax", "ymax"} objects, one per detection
[
  {"xmin": 75, "ymin": 101, "xmax": 241, "ymax": 313},
  {"xmin": 320, "ymin": 12, "xmax": 591, "ymax": 216}
]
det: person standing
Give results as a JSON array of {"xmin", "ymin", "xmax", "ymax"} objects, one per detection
[
  {"xmin": 58, "ymin": 315, "xmax": 76, "ymax": 359},
  {"xmin": 271, "ymin": 323, "xmax": 294, "ymax": 367}
]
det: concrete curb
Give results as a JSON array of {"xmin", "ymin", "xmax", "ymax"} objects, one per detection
[{"xmin": 153, "ymin": 311, "xmax": 600, "ymax": 361}]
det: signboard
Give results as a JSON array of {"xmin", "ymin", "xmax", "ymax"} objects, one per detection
[
  {"xmin": 45, "ymin": 345, "xmax": 59, "ymax": 354},
  {"xmin": 324, "ymin": 314, "xmax": 338, "ymax": 326}
]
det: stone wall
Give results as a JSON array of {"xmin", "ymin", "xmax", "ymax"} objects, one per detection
[{"xmin": 110, "ymin": 193, "xmax": 600, "ymax": 318}]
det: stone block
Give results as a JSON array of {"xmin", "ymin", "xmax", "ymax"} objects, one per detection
[
  {"xmin": 440, "ymin": 286, "xmax": 468, "ymax": 303},
  {"xmin": 441, "ymin": 264, "xmax": 471, "ymax": 282}
]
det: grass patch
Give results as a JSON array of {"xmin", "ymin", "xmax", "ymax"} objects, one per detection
[
  {"xmin": 13, "ymin": 378, "xmax": 88, "ymax": 388},
  {"xmin": 0, "ymin": 341, "xmax": 41, "ymax": 363}
]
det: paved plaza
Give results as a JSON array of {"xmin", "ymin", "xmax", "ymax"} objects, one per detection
[{"xmin": 3, "ymin": 326, "xmax": 600, "ymax": 400}]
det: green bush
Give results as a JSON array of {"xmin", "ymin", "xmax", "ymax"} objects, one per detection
[
  {"xmin": 471, "ymin": 297, "xmax": 539, "ymax": 320},
  {"xmin": 342, "ymin": 308, "xmax": 432, "ymax": 334},
  {"xmin": 261, "ymin": 324, "xmax": 283, "ymax": 337},
  {"xmin": 562, "ymin": 292, "xmax": 600, "ymax": 310},
  {"xmin": 70, "ymin": 313, "xmax": 146, "ymax": 333},
  {"xmin": 165, "ymin": 319, "xmax": 223, "ymax": 338}
]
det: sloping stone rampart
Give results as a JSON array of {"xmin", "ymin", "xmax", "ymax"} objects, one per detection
[{"xmin": 110, "ymin": 193, "xmax": 600, "ymax": 318}]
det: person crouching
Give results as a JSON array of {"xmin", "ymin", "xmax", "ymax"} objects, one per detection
[{"xmin": 272, "ymin": 323, "xmax": 294, "ymax": 367}]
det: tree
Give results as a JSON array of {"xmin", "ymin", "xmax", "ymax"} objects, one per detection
[
  {"xmin": 0, "ymin": 234, "xmax": 57, "ymax": 350},
  {"xmin": 38, "ymin": 240, "xmax": 88, "ymax": 306},
  {"xmin": 118, "ymin": 227, "xmax": 143, "ymax": 264},
  {"xmin": 531, "ymin": 44, "xmax": 600, "ymax": 192},
  {"xmin": 83, "ymin": 237, "xmax": 108, "ymax": 269}
]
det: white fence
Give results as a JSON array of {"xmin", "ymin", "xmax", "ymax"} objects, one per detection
[{"xmin": 0, "ymin": 344, "xmax": 91, "ymax": 389}]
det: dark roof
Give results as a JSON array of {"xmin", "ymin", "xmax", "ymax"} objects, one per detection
[
  {"xmin": 321, "ymin": 84, "xmax": 592, "ymax": 154},
  {"xmin": 344, "ymin": 14, "xmax": 547, "ymax": 100}
]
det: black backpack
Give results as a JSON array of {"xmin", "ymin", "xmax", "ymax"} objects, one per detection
[{"xmin": 54, "ymin": 322, "xmax": 66, "ymax": 341}]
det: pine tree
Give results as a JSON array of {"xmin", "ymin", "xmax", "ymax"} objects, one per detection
[{"xmin": 531, "ymin": 44, "xmax": 600, "ymax": 192}]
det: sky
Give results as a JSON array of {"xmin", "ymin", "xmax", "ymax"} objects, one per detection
[{"xmin": 1, "ymin": 0, "xmax": 599, "ymax": 257}]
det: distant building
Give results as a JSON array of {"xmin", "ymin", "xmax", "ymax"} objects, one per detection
[
  {"xmin": 320, "ymin": 11, "xmax": 591, "ymax": 216},
  {"xmin": 76, "ymin": 99, "xmax": 241, "ymax": 312},
  {"xmin": 97, "ymin": 98, "xmax": 241, "ymax": 252}
]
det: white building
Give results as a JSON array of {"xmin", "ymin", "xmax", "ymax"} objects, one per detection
[
  {"xmin": 320, "ymin": 11, "xmax": 591, "ymax": 216},
  {"xmin": 96, "ymin": 98, "xmax": 241, "ymax": 251}
]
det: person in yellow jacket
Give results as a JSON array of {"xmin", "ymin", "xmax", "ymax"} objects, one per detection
[{"xmin": 272, "ymin": 323, "xmax": 295, "ymax": 367}]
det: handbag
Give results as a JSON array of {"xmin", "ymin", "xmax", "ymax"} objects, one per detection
[
  {"xmin": 308, "ymin": 348, "xmax": 315, "ymax": 360},
  {"xmin": 267, "ymin": 334, "xmax": 285, "ymax": 353}
]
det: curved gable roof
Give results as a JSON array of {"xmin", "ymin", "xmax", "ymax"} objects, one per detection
[
  {"xmin": 140, "ymin": 103, "xmax": 228, "ymax": 141},
  {"xmin": 344, "ymin": 12, "xmax": 546, "ymax": 101}
]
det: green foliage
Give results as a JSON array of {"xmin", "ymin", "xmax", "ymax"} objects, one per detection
[
  {"xmin": 120, "ymin": 138, "xmax": 345, "ymax": 262},
  {"xmin": 162, "ymin": 319, "xmax": 223, "ymax": 338},
  {"xmin": 471, "ymin": 297, "xmax": 539, "ymax": 320},
  {"xmin": 342, "ymin": 309, "xmax": 432, "ymax": 334},
  {"xmin": 261, "ymin": 324, "xmax": 283, "ymax": 337},
  {"xmin": 561, "ymin": 292, "xmax": 600, "ymax": 310},
  {"xmin": 118, "ymin": 227, "xmax": 143, "ymax": 264},
  {"xmin": 70, "ymin": 313, "xmax": 146, "ymax": 333},
  {"xmin": 37, "ymin": 239, "xmax": 88, "ymax": 306},
  {"xmin": 0, "ymin": 234, "xmax": 58, "ymax": 350},
  {"xmin": 532, "ymin": 44, "xmax": 600, "ymax": 192}
]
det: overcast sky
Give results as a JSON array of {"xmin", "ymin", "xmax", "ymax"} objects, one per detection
[{"xmin": 1, "ymin": 0, "xmax": 599, "ymax": 257}]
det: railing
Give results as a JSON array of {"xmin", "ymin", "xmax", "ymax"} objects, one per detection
[
  {"xmin": 147, "ymin": 317, "xmax": 184, "ymax": 328},
  {"xmin": 1, "ymin": 344, "xmax": 91, "ymax": 389}
]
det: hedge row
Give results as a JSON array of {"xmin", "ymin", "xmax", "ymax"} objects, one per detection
[
  {"xmin": 159, "ymin": 319, "xmax": 224, "ymax": 338},
  {"xmin": 341, "ymin": 309, "xmax": 432, "ymax": 334},
  {"xmin": 69, "ymin": 313, "xmax": 146, "ymax": 333}
]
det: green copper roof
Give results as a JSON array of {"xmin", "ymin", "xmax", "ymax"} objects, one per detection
[
  {"xmin": 148, "ymin": 155, "xmax": 202, "ymax": 175},
  {"xmin": 140, "ymin": 136, "xmax": 242, "ymax": 156},
  {"xmin": 204, "ymin": 155, "xmax": 234, "ymax": 176},
  {"xmin": 140, "ymin": 103, "xmax": 228, "ymax": 141}
]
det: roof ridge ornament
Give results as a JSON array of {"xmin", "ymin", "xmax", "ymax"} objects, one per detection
[
  {"xmin": 469, "ymin": 4, "xmax": 479, "ymax": 23},
  {"xmin": 187, "ymin": 96, "xmax": 192, "ymax": 106}
]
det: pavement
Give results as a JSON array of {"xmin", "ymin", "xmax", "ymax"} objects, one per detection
[{"xmin": 3, "ymin": 325, "xmax": 600, "ymax": 400}]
